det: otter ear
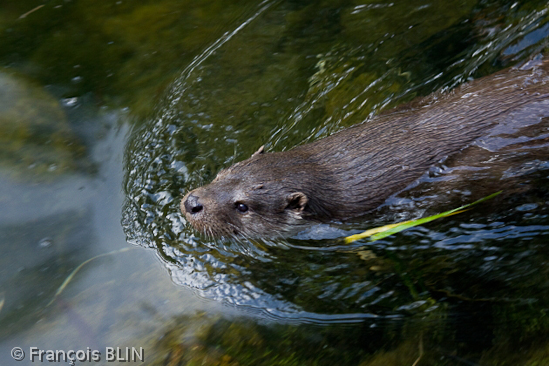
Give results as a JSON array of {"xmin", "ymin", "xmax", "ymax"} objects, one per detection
[
  {"xmin": 251, "ymin": 145, "xmax": 265, "ymax": 158},
  {"xmin": 285, "ymin": 192, "xmax": 308, "ymax": 212}
]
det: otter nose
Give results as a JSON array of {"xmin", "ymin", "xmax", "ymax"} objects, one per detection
[{"xmin": 184, "ymin": 193, "xmax": 203, "ymax": 214}]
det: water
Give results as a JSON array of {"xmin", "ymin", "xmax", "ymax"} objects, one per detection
[{"xmin": 1, "ymin": 0, "xmax": 549, "ymax": 364}]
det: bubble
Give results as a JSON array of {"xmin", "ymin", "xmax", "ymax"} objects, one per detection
[{"xmin": 38, "ymin": 237, "xmax": 53, "ymax": 248}]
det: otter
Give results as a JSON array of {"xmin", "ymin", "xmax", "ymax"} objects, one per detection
[{"xmin": 181, "ymin": 59, "xmax": 549, "ymax": 238}]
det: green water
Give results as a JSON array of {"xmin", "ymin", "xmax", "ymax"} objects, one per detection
[{"xmin": 1, "ymin": 0, "xmax": 549, "ymax": 365}]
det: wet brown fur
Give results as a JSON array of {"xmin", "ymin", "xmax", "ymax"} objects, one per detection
[{"xmin": 182, "ymin": 59, "xmax": 549, "ymax": 238}]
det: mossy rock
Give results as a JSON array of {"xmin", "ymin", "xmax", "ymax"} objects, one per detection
[{"xmin": 0, "ymin": 71, "xmax": 86, "ymax": 177}]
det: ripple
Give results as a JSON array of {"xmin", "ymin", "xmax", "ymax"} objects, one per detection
[{"xmin": 122, "ymin": 0, "xmax": 549, "ymax": 322}]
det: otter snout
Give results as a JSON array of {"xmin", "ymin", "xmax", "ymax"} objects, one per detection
[{"xmin": 183, "ymin": 192, "xmax": 203, "ymax": 215}]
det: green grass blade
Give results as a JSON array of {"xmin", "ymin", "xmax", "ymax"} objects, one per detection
[
  {"xmin": 47, "ymin": 247, "xmax": 132, "ymax": 307},
  {"xmin": 344, "ymin": 191, "xmax": 502, "ymax": 244}
]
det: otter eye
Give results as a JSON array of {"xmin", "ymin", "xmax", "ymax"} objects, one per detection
[{"xmin": 236, "ymin": 203, "xmax": 248, "ymax": 213}]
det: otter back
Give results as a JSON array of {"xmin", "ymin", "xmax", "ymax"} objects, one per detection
[{"xmin": 182, "ymin": 60, "xmax": 549, "ymax": 238}]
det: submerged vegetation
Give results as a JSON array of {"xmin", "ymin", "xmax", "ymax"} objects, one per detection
[{"xmin": 135, "ymin": 310, "xmax": 549, "ymax": 366}]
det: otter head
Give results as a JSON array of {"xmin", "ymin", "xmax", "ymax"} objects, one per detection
[{"xmin": 181, "ymin": 146, "xmax": 313, "ymax": 238}]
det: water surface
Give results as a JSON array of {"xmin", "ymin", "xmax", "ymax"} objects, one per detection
[{"xmin": 1, "ymin": 0, "xmax": 549, "ymax": 364}]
